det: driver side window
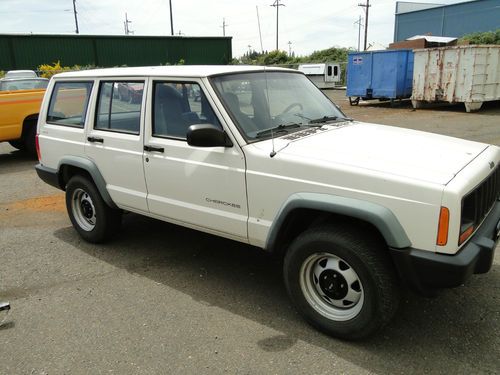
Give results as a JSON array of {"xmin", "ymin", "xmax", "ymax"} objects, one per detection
[{"xmin": 153, "ymin": 81, "xmax": 221, "ymax": 139}]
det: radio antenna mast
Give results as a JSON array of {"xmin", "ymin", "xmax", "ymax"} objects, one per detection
[{"xmin": 256, "ymin": 6, "xmax": 264, "ymax": 53}]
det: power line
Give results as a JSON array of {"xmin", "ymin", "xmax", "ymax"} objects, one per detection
[
  {"xmin": 221, "ymin": 18, "xmax": 228, "ymax": 36},
  {"xmin": 270, "ymin": 0, "xmax": 285, "ymax": 51},
  {"xmin": 354, "ymin": 15, "xmax": 363, "ymax": 52},
  {"xmin": 124, "ymin": 12, "xmax": 133, "ymax": 35},
  {"xmin": 358, "ymin": 0, "xmax": 371, "ymax": 51}
]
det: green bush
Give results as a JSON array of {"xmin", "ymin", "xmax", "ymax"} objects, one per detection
[{"xmin": 459, "ymin": 29, "xmax": 500, "ymax": 45}]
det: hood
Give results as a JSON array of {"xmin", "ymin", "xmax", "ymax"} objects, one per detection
[{"xmin": 253, "ymin": 122, "xmax": 488, "ymax": 185}]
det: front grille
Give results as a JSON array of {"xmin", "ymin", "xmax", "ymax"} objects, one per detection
[{"xmin": 461, "ymin": 167, "xmax": 500, "ymax": 240}]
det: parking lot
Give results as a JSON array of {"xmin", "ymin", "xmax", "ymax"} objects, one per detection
[{"xmin": 1, "ymin": 92, "xmax": 499, "ymax": 374}]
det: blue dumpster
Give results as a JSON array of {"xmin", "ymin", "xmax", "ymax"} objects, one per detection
[{"xmin": 346, "ymin": 49, "xmax": 414, "ymax": 105}]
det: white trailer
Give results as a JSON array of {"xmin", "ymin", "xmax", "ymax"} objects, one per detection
[
  {"xmin": 412, "ymin": 45, "xmax": 500, "ymax": 112},
  {"xmin": 298, "ymin": 63, "xmax": 341, "ymax": 89}
]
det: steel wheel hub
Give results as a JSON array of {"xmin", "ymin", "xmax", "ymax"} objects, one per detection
[
  {"xmin": 71, "ymin": 188, "xmax": 96, "ymax": 231},
  {"xmin": 300, "ymin": 253, "xmax": 364, "ymax": 321}
]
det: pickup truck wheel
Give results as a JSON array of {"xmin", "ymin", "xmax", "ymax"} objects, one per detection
[
  {"xmin": 8, "ymin": 140, "xmax": 25, "ymax": 151},
  {"xmin": 284, "ymin": 224, "xmax": 400, "ymax": 340},
  {"xmin": 66, "ymin": 175, "xmax": 121, "ymax": 243},
  {"xmin": 23, "ymin": 122, "xmax": 37, "ymax": 157}
]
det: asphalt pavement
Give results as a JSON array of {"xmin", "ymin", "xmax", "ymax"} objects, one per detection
[{"xmin": 1, "ymin": 94, "xmax": 499, "ymax": 374}]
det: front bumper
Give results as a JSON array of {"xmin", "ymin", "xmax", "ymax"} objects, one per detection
[{"xmin": 390, "ymin": 201, "xmax": 500, "ymax": 293}]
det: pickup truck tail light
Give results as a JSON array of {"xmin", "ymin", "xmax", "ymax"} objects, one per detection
[
  {"xmin": 436, "ymin": 207, "xmax": 449, "ymax": 246},
  {"xmin": 35, "ymin": 133, "xmax": 41, "ymax": 161}
]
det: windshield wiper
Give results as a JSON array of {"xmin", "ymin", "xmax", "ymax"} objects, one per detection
[
  {"xmin": 309, "ymin": 115, "xmax": 354, "ymax": 124},
  {"xmin": 309, "ymin": 115, "xmax": 339, "ymax": 124},
  {"xmin": 255, "ymin": 123, "xmax": 302, "ymax": 138}
]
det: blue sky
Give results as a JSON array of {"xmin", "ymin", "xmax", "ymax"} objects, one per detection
[{"xmin": 0, "ymin": 0, "xmax": 463, "ymax": 57}]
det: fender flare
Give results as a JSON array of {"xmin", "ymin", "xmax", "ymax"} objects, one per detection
[
  {"xmin": 58, "ymin": 156, "xmax": 118, "ymax": 209},
  {"xmin": 265, "ymin": 193, "xmax": 411, "ymax": 251}
]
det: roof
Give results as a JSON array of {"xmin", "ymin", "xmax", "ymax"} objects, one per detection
[
  {"xmin": 406, "ymin": 35, "xmax": 458, "ymax": 43},
  {"xmin": 54, "ymin": 65, "xmax": 294, "ymax": 79},
  {"xmin": 298, "ymin": 64, "xmax": 327, "ymax": 75},
  {"xmin": 395, "ymin": 0, "xmax": 491, "ymax": 15}
]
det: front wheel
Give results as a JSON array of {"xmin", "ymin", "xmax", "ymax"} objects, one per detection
[
  {"xmin": 284, "ymin": 223, "xmax": 400, "ymax": 340},
  {"xmin": 66, "ymin": 175, "xmax": 121, "ymax": 243}
]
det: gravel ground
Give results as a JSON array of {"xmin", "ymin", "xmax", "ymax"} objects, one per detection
[{"xmin": 1, "ymin": 92, "xmax": 499, "ymax": 374}]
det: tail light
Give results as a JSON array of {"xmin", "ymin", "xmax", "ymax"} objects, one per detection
[{"xmin": 35, "ymin": 133, "xmax": 41, "ymax": 161}]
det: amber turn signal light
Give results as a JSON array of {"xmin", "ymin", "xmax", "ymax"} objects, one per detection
[
  {"xmin": 459, "ymin": 225, "xmax": 474, "ymax": 245},
  {"xmin": 436, "ymin": 207, "xmax": 449, "ymax": 246}
]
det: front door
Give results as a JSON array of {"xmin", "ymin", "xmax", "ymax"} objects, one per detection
[{"xmin": 143, "ymin": 79, "xmax": 248, "ymax": 239}]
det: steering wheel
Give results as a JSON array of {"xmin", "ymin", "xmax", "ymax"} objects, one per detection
[{"xmin": 282, "ymin": 102, "xmax": 303, "ymax": 114}]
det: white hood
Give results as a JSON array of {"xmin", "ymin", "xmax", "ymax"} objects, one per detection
[{"xmin": 253, "ymin": 122, "xmax": 488, "ymax": 185}]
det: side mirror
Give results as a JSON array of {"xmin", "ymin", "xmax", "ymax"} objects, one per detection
[{"xmin": 187, "ymin": 124, "xmax": 232, "ymax": 147}]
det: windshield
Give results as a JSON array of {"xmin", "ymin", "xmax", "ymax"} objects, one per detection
[
  {"xmin": 0, "ymin": 78, "xmax": 48, "ymax": 91},
  {"xmin": 211, "ymin": 71, "xmax": 345, "ymax": 141}
]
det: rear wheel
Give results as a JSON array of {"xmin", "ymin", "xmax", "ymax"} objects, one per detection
[
  {"xmin": 284, "ymin": 223, "xmax": 400, "ymax": 340},
  {"xmin": 66, "ymin": 175, "xmax": 121, "ymax": 243},
  {"xmin": 8, "ymin": 140, "xmax": 25, "ymax": 151},
  {"xmin": 23, "ymin": 121, "xmax": 37, "ymax": 157}
]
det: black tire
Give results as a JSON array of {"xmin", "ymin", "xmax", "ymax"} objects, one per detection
[
  {"xmin": 8, "ymin": 140, "xmax": 25, "ymax": 151},
  {"xmin": 23, "ymin": 121, "xmax": 37, "ymax": 157},
  {"xmin": 65, "ymin": 175, "xmax": 122, "ymax": 243},
  {"xmin": 283, "ymin": 223, "xmax": 400, "ymax": 340}
]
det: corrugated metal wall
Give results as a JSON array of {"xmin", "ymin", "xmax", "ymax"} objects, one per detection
[
  {"xmin": 394, "ymin": 0, "xmax": 500, "ymax": 41},
  {"xmin": 0, "ymin": 34, "xmax": 232, "ymax": 71}
]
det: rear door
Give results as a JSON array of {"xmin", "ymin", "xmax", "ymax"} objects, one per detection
[
  {"xmin": 84, "ymin": 78, "xmax": 149, "ymax": 212},
  {"xmin": 142, "ymin": 78, "xmax": 248, "ymax": 239}
]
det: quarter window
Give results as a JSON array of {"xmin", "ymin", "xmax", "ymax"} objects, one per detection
[
  {"xmin": 95, "ymin": 81, "xmax": 144, "ymax": 134},
  {"xmin": 47, "ymin": 82, "xmax": 93, "ymax": 127},
  {"xmin": 153, "ymin": 82, "xmax": 221, "ymax": 139}
]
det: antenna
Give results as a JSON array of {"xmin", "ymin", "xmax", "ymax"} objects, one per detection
[
  {"xmin": 169, "ymin": 0, "xmax": 174, "ymax": 36},
  {"xmin": 72, "ymin": 0, "xmax": 79, "ymax": 34},
  {"xmin": 256, "ymin": 6, "xmax": 264, "ymax": 53}
]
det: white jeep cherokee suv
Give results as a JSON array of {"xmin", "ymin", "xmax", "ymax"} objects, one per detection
[{"xmin": 35, "ymin": 66, "xmax": 500, "ymax": 339}]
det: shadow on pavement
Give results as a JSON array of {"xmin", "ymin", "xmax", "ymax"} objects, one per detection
[
  {"xmin": 54, "ymin": 213, "xmax": 499, "ymax": 374},
  {"xmin": 0, "ymin": 148, "xmax": 36, "ymax": 174}
]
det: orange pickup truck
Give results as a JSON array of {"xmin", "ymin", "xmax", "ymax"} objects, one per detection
[{"xmin": 0, "ymin": 89, "xmax": 45, "ymax": 155}]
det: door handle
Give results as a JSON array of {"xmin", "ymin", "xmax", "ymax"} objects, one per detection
[
  {"xmin": 87, "ymin": 136, "xmax": 104, "ymax": 143},
  {"xmin": 144, "ymin": 145, "xmax": 164, "ymax": 153}
]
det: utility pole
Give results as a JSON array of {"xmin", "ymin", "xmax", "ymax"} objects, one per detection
[
  {"xmin": 221, "ymin": 18, "xmax": 228, "ymax": 36},
  {"xmin": 288, "ymin": 41, "xmax": 292, "ymax": 56},
  {"xmin": 248, "ymin": 45, "xmax": 252, "ymax": 56},
  {"xmin": 169, "ymin": 0, "xmax": 174, "ymax": 36},
  {"xmin": 256, "ymin": 6, "xmax": 264, "ymax": 53},
  {"xmin": 354, "ymin": 15, "xmax": 363, "ymax": 52},
  {"xmin": 124, "ymin": 13, "xmax": 133, "ymax": 35},
  {"xmin": 270, "ymin": 0, "xmax": 285, "ymax": 51},
  {"xmin": 72, "ymin": 0, "xmax": 79, "ymax": 34},
  {"xmin": 358, "ymin": 0, "xmax": 371, "ymax": 51}
]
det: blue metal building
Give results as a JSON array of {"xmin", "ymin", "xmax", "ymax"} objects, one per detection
[{"xmin": 394, "ymin": 0, "xmax": 500, "ymax": 42}]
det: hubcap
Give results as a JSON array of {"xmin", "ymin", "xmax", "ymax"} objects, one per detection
[
  {"xmin": 300, "ymin": 253, "xmax": 364, "ymax": 321},
  {"xmin": 71, "ymin": 188, "xmax": 96, "ymax": 231}
]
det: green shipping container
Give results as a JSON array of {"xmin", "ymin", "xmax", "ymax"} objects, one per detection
[{"xmin": 0, "ymin": 34, "xmax": 232, "ymax": 71}]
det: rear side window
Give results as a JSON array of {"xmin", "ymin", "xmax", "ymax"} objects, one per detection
[
  {"xmin": 95, "ymin": 81, "xmax": 144, "ymax": 135},
  {"xmin": 47, "ymin": 82, "xmax": 93, "ymax": 127}
]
